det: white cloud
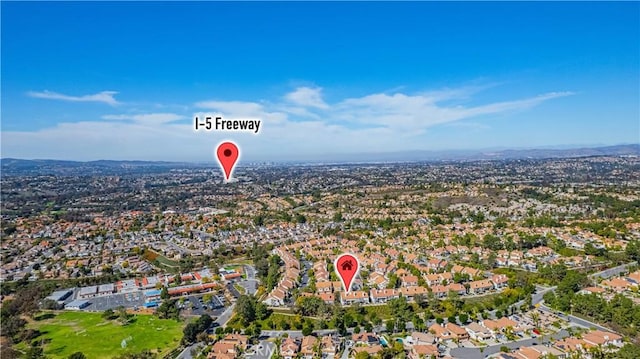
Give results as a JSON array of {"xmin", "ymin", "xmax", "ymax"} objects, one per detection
[
  {"xmin": 4, "ymin": 85, "xmax": 575, "ymax": 161},
  {"xmin": 284, "ymin": 87, "xmax": 328, "ymax": 109},
  {"xmin": 102, "ymin": 113, "xmax": 185, "ymax": 124},
  {"xmin": 332, "ymin": 91, "xmax": 574, "ymax": 131},
  {"xmin": 27, "ymin": 90, "xmax": 120, "ymax": 105},
  {"xmin": 194, "ymin": 100, "xmax": 265, "ymax": 115}
]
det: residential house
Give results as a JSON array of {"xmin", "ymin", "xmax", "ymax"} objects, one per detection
[
  {"xmin": 340, "ymin": 291, "xmax": 370, "ymax": 305},
  {"xmin": 582, "ymin": 330, "xmax": 623, "ymax": 348},
  {"xmin": 428, "ymin": 324, "xmax": 454, "ymax": 343},
  {"xmin": 318, "ymin": 292, "xmax": 335, "ymax": 304},
  {"xmin": 402, "ymin": 275, "xmax": 419, "ymax": 287},
  {"xmin": 320, "ymin": 335, "xmax": 339, "ymax": 358},
  {"xmin": 464, "ymin": 322, "xmax": 492, "ymax": 341},
  {"xmin": 445, "ymin": 322, "xmax": 469, "ymax": 341},
  {"xmin": 316, "ymin": 281, "xmax": 333, "ymax": 294},
  {"xmin": 490, "ymin": 274, "xmax": 509, "ymax": 289},
  {"xmin": 409, "ymin": 345, "xmax": 439, "ymax": 359},
  {"xmin": 407, "ymin": 332, "xmax": 435, "ymax": 346},
  {"xmin": 300, "ymin": 335, "xmax": 318, "ymax": 359},
  {"xmin": 352, "ymin": 332, "xmax": 379, "ymax": 346},
  {"xmin": 400, "ymin": 286, "xmax": 429, "ymax": 301},
  {"xmin": 263, "ymin": 288, "xmax": 286, "ymax": 306},
  {"xmin": 280, "ymin": 338, "xmax": 300, "ymax": 359},
  {"xmin": 370, "ymin": 288, "xmax": 400, "ymax": 304},
  {"xmin": 468, "ymin": 279, "xmax": 494, "ymax": 295}
]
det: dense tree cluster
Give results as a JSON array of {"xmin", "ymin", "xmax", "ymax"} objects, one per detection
[
  {"xmin": 550, "ymin": 292, "xmax": 640, "ymax": 339},
  {"xmin": 156, "ymin": 299, "xmax": 180, "ymax": 320},
  {"xmin": 235, "ymin": 295, "xmax": 270, "ymax": 327},
  {"xmin": 182, "ymin": 314, "xmax": 213, "ymax": 344},
  {"xmin": 252, "ymin": 244, "xmax": 283, "ymax": 291}
]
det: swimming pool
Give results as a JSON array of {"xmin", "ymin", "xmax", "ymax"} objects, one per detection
[{"xmin": 379, "ymin": 336, "xmax": 389, "ymax": 347}]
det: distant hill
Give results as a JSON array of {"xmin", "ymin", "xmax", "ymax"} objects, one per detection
[
  {"xmin": 1, "ymin": 144, "xmax": 638, "ymax": 175},
  {"xmin": 0, "ymin": 159, "xmax": 209, "ymax": 176},
  {"xmin": 297, "ymin": 144, "xmax": 640, "ymax": 163}
]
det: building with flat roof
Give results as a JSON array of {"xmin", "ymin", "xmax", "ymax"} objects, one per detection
[
  {"xmin": 46, "ymin": 289, "xmax": 72, "ymax": 303},
  {"xmin": 78, "ymin": 285, "xmax": 98, "ymax": 299},
  {"xmin": 65, "ymin": 299, "xmax": 90, "ymax": 310},
  {"xmin": 98, "ymin": 283, "xmax": 115, "ymax": 295}
]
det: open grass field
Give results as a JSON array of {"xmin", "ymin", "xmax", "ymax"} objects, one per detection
[{"xmin": 27, "ymin": 311, "xmax": 183, "ymax": 358}]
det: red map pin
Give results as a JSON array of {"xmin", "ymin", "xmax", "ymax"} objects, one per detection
[
  {"xmin": 216, "ymin": 141, "xmax": 239, "ymax": 181},
  {"xmin": 335, "ymin": 253, "xmax": 360, "ymax": 293}
]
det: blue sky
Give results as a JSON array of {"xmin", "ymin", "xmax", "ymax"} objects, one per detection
[{"xmin": 2, "ymin": 1, "xmax": 638, "ymax": 161}]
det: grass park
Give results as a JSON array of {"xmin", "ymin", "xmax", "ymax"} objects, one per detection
[{"xmin": 24, "ymin": 311, "xmax": 183, "ymax": 358}]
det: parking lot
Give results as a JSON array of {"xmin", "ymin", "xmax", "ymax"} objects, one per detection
[
  {"xmin": 180, "ymin": 293, "xmax": 227, "ymax": 317},
  {"xmin": 69, "ymin": 289, "xmax": 229, "ymax": 317},
  {"xmin": 82, "ymin": 292, "xmax": 147, "ymax": 312}
]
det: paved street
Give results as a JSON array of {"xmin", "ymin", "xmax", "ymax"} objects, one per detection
[
  {"xmin": 177, "ymin": 343, "xmax": 204, "ymax": 359},
  {"xmin": 538, "ymin": 304, "xmax": 611, "ymax": 332},
  {"xmin": 450, "ymin": 329, "xmax": 570, "ymax": 359},
  {"xmin": 227, "ymin": 282, "xmax": 242, "ymax": 298},
  {"xmin": 590, "ymin": 261, "xmax": 636, "ymax": 279},
  {"xmin": 215, "ymin": 303, "xmax": 236, "ymax": 327},
  {"xmin": 246, "ymin": 341, "xmax": 275, "ymax": 359}
]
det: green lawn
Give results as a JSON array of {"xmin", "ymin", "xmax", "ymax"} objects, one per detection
[
  {"xmin": 155, "ymin": 254, "xmax": 180, "ymax": 268},
  {"xmin": 28, "ymin": 311, "xmax": 183, "ymax": 358}
]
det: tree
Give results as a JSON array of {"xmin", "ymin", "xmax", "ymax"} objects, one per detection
[
  {"xmin": 25, "ymin": 343, "xmax": 45, "ymax": 359},
  {"xmin": 364, "ymin": 321, "xmax": 373, "ymax": 332},
  {"xmin": 182, "ymin": 315, "xmax": 213, "ymax": 344},
  {"xmin": 116, "ymin": 306, "xmax": 130, "ymax": 324},
  {"xmin": 41, "ymin": 299, "xmax": 61, "ymax": 310},
  {"xmin": 486, "ymin": 252, "xmax": 497, "ymax": 269},
  {"xmin": 235, "ymin": 295, "xmax": 257, "ymax": 326},
  {"xmin": 385, "ymin": 319, "xmax": 395, "ymax": 333},
  {"xmin": 102, "ymin": 309, "xmax": 116, "ymax": 320},
  {"xmin": 202, "ymin": 294, "xmax": 212, "ymax": 303},
  {"xmin": 68, "ymin": 353, "xmax": 87, "ymax": 359},
  {"xmin": 355, "ymin": 352, "xmax": 371, "ymax": 359},
  {"xmin": 253, "ymin": 215, "xmax": 265, "ymax": 226},
  {"xmin": 531, "ymin": 311, "xmax": 540, "ymax": 329},
  {"xmin": 302, "ymin": 322, "xmax": 313, "ymax": 336},
  {"xmin": 157, "ymin": 299, "xmax": 179, "ymax": 320},
  {"xmin": 295, "ymin": 296, "xmax": 328, "ymax": 317},
  {"xmin": 397, "ymin": 319, "xmax": 406, "ymax": 333},
  {"xmin": 160, "ymin": 286, "xmax": 169, "ymax": 300},
  {"xmin": 246, "ymin": 322, "xmax": 262, "ymax": 339},
  {"xmin": 255, "ymin": 302, "xmax": 270, "ymax": 321}
]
